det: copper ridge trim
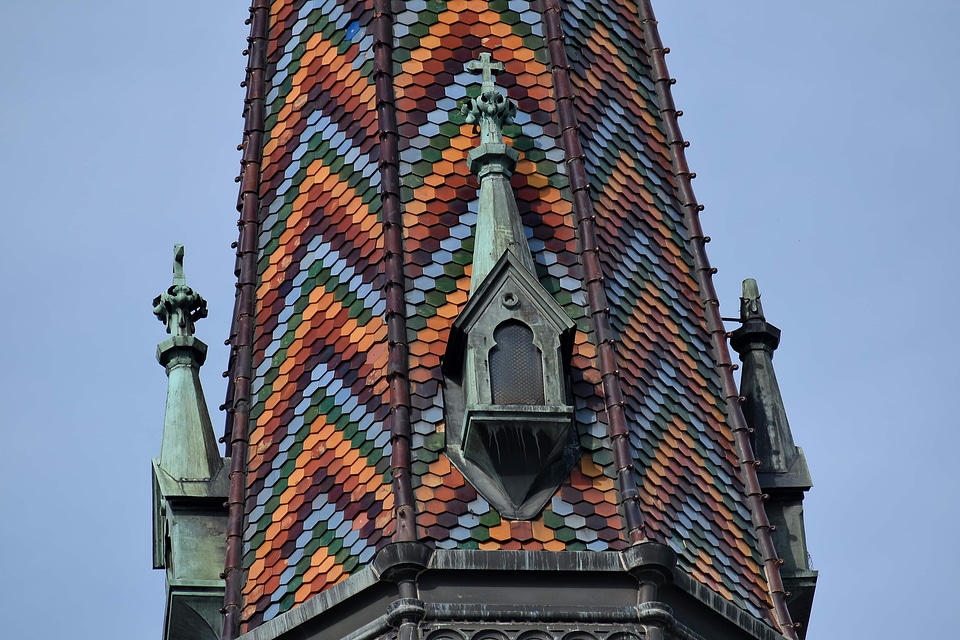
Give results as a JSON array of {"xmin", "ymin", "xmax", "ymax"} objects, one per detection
[
  {"xmin": 222, "ymin": 2, "xmax": 269, "ymax": 639},
  {"xmin": 373, "ymin": 0, "xmax": 417, "ymax": 542},
  {"xmin": 635, "ymin": 2, "xmax": 799, "ymax": 636},
  {"xmin": 542, "ymin": 0, "xmax": 646, "ymax": 545}
]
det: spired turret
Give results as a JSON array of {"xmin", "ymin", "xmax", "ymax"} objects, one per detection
[
  {"xmin": 152, "ymin": 245, "xmax": 230, "ymax": 640},
  {"xmin": 730, "ymin": 279, "xmax": 817, "ymax": 636}
]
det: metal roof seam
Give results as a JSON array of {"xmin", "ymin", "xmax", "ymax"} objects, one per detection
[
  {"xmin": 372, "ymin": 0, "xmax": 418, "ymax": 543},
  {"xmin": 543, "ymin": 0, "xmax": 646, "ymax": 545},
  {"xmin": 635, "ymin": 1, "xmax": 799, "ymax": 636},
  {"xmin": 223, "ymin": 2, "xmax": 270, "ymax": 639}
]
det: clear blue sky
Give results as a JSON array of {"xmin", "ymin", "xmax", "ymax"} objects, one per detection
[{"xmin": 0, "ymin": 1, "xmax": 956, "ymax": 638}]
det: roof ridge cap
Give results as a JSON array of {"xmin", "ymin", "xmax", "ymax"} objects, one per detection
[
  {"xmin": 542, "ymin": 0, "xmax": 647, "ymax": 545},
  {"xmin": 635, "ymin": 2, "xmax": 799, "ymax": 636}
]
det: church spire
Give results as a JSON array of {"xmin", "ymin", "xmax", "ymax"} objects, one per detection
[
  {"xmin": 218, "ymin": 2, "xmax": 818, "ymax": 636},
  {"xmin": 153, "ymin": 244, "xmax": 221, "ymax": 481}
]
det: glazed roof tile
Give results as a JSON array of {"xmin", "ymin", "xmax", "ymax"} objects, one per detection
[{"xmin": 231, "ymin": 0, "xmax": 787, "ymax": 634}]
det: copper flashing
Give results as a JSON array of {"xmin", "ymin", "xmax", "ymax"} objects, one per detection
[
  {"xmin": 543, "ymin": 0, "xmax": 646, "ymax": 545},
  {"xmin": 373, "ymin": 0, "xmax": 417, "ymax": 542},
  {"xmin": 222, "ymin": 2, "xmax": 269, "ymax": 639},
  {"xmin": 635, "ymin": 2, "xmax": 799, "ymax": 636}
]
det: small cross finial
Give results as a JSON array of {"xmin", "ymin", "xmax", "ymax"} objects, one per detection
[
  {"xmin": 466, "ymin": 52, "xmax": 505, "ymax": 89},
  {"xmin": 173, "ymin": 244, "xmax": 186, "ymax": 285},
  {"xmin": 154, "ymin": 244, "xmax": 208, "ymax": 337},
  {"xmin": 461, "ymin": 52, "xmax": 517, "ymax": 146}
]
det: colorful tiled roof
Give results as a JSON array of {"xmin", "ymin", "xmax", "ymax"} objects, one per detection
[
  {"xmin": 241, "ymin": 0, "xmax": 391, "ymax": 627},
  {"xmin": 229, "ymin": 0, "xmax": 787, "ymax": 635},
  {"xmin": 558, "ymin": 0, "xmax": 769, "ymax": 615},
  {"xmin": 394, "ymin": 0, "xmax": 624, "ymax": 555}
]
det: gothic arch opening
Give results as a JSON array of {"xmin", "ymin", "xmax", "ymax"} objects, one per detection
[{"xmin": 489, "ymin": 320, "xmax": 544, "ymax": 405}]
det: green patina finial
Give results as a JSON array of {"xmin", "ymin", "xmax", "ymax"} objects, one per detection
[
  {"xmin": 740, "ymin": 278, "xmax": 766, "ymax": 322},
  {"xmin": 458, "ymin": 52, "xmax": 533, "ymax": 292},
  {"xmin": 152, "ymin": 243, "xmax": 222, "ymax": 487},
  {"xmin": 153, "ymin": 244, "xmax": 208, "ymax": 337},
  {"xmin": 462, "ymin": 52, "xmax": 517, "ymax": 146}
]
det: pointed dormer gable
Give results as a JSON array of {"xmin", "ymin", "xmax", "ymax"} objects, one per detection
[
  {"xmin": 439, "ymin": 53, "xmax": 580, "ymax": 521},
  {"xmin": 443, "ymin": 251, "xmax": 577, "ymax": 520}
]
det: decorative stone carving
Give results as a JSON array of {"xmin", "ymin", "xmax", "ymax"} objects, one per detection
[
  {"xmin": 461, "ymin": 52, "xmax": 517, "ymax": 146},
  {"xmin": 153, "ymin": 244, "xmax": 208, "ymax": 337}
]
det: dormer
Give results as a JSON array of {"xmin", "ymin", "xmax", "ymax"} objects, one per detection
[
  {"xmin": 443, "ymin": 252, "xmax": 577, "ymax": 519},
  {"xmin": 441, "ymin": 54, "xmax": 580, "ymax": 520}
]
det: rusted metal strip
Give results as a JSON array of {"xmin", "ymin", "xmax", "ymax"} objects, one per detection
[
  {"xmin": 222, "ymin": 1, "xmax": 269, "ymax": 638},
  {"xmin": 542, "ymin": 0, "xmax": 646, "ymax": 545},
  {"xmin": 635, "ymin": 2, "xmax": 799, "ymax": 636},
  {"xmin": 373, "ymin": 0, "xmax": 417, "ymax": 542}
]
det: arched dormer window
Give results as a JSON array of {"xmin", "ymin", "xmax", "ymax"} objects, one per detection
[
  {"xmin": 441, "ymin": 253, "xmax": 578, "ymax": 520},
  {"xmin": 489, "ymin": 321, "xmax": 544, "ymax": 405}
]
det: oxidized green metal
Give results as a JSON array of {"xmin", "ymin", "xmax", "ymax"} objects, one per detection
[
  {"xmin": 152, "ymin": 245, "xmax": 228, "ymax": 640},
  {"xmin": 460, "ymin": 53, "xmax": 532, "ymax": 290},
  {"xmin": 730, "ymin": 279, "xmax": 817, "ymax": 632},
  {"xmin": 444, "ymin": 54, "xmax": 577, "ymax": 521},
  {"xmin": 154, "ymin": 244, "xmax": 209, "ymax": 338}
]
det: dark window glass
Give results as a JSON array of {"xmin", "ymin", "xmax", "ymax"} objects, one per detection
[{"xmin": 489, "ymin": 321, "xmax": 544, "ymax": 405}]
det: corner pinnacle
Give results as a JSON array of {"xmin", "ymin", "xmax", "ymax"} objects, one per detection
[
  {"xmin": 739, "ymin": 278, "xmax": 766, "ymax": 322},
  {"xmin": 153, "ymin": 244, "xmax": 222, "ymax": 481}
]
